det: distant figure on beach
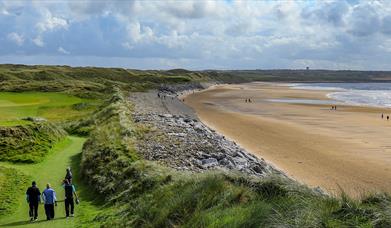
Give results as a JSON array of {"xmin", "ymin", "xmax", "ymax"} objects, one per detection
[
  {"xmin": 382, "ymin": 113, "xmax": 384, "ymax": 119},
  {"xmin": 245, "ymin": 99, "xmax": 247, "ymax": 103},
  {"xmin": 157, "ymin": 93, "xmax": 160, "ymax": 98},
  {"xmin": 26, "ymin": 181, "xmax": 41, "ymax": 221},
  {"xmin": 248, "ymin": 98, "xmax": 252, "ymax": 103}
]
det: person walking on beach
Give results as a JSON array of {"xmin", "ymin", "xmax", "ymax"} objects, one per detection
[
  {"xmin": 26, "ymin": 181, "xmax": 41, "ymax": 221},
  {"xmin": 382, "ymin": 113, "xmax": 384, "ymax": 119},
  {"xmin": 63, "ymin": 179, "xmax": 79, "ymax": 218},
  {"xmin": 42, "ymin": 183, "xmax": 57, "ymax": 220},
  {"xmin": 65, "ymin": 167, "xmax": 72, "ymax": 184},
  {"xmin": 387, "ymin": 116, "xmax": 389, "ymax": 121}
]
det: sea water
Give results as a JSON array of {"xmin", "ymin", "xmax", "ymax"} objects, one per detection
[{"xmin": 290, "ymin": 83, "xmax": 391, "ymax": 108}]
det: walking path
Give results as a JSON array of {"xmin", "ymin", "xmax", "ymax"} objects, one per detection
[{"xmin": 0, "ymin": 136, "xmax": 102, "ymax": 227}]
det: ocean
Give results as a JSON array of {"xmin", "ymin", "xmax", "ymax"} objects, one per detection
[{"xmin": 290, "ymin": 83, "xmax": 391, "ymax": 108}]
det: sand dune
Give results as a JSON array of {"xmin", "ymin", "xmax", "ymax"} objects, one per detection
[{"xmin": 185, "ymin": 83, "xmax": 391, "ymax": 197}]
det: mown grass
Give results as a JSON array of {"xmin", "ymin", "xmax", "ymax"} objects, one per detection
[
  {"xmin": 0, "ymin": 92, "xmax": 98, "ymax": 126},
  {"xmin": 0, "ymin": 166, "xmax": 28, "ymax": 218},
  {"xmin": 0, "ymin": 136, "xmax": 106, "ymax": 228}
]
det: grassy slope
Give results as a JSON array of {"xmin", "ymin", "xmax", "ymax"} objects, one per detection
[
  {"xmin": 0, "ymin": 136, "xmax": 103, "ymax": 228},
  {"xmin": 0, "ymin": 167, "xmax": 28, "ymax": 218},
  {"xmin": 0, "ymin": 65, "xmax": 209, "ymax": 100},
  {"xmin": 0, "ymin": 123, "xmax": 67, "ymax": 163}
]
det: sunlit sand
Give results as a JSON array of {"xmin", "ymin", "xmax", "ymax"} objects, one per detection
[{"xmin": 185, "ymin": 83, "xmax": 391, "ymax": 197}]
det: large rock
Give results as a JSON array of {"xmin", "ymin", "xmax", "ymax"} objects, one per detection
[{"xmin": 201, "ymin": 158, "xmax": 218, "ymax": 168}]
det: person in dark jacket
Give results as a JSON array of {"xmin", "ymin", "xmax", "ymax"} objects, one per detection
[
  {"xmin": 26, "ymin": 181, "xmax": 41, "ymax": 221},
  {"xmin": 65, "ymin": 167, "xmax": 72, "ymax": 184},
  {"xmin": 63, "ymin": 179, "xmax": 79, "ymax": 217},
  {"xmin": 42, "ymin": 183, "xmax": 57, "ymax": 220}
]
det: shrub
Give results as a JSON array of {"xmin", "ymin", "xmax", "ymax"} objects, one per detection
[
  {"xmin": 0, "ymin": 166, "xmax": 28, "ymax": 217},
  {"xmin": 0, "ymin": 122, "xmax": 67, "ymax": 163}
]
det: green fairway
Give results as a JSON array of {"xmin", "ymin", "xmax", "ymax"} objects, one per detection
[
  {"xmin": 0, "ymin": 136, "xmax": 102, "ymax": 227},
  {"xmin": 0, "ymin": 92, "xmax": 96, "ymax": 126}
]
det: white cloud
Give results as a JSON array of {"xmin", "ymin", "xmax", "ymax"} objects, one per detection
[
  {"xmin": 37, "ymin": 15, "xmax": 68, "ymax": 32},
  {"xmin": 7, "ymin": 32, "xmax": 24, "ymax": 46},
  {"xmin": 58, "ymin": 46, "xmax": 70, "ymax": 54},
  {"xmin": 33, "ymin": 36, "xmax": 44, "ymax": 47}
]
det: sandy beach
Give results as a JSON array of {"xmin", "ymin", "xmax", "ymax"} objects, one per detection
[{"xmin": 184, "ymin": 83, "xmax": 391, "ymax": 197}]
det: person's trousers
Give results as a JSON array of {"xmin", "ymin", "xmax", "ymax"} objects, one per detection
[
  {"xmin": 44, "ymin": 204, "xmax": 55, "ymax": 220},
  {"xmin": 29, "ymin": 202, "xmax": 38, "ymax": 219},
  {"xmin": 65, "ymin": 198, "xmax": 74, "ymax": 217}
]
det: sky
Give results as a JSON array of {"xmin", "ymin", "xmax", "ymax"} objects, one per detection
[{"xmin": 1, "ymin": 0, "xmax": 391, "ymax": 70}]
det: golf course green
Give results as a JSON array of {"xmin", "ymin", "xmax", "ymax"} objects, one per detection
[
  {"xmin": 0, "ymin": 92, "xmax": 95, "ymax": 126},
  {"xmin": 0, "ymin": 136, "xmax": 102, "ymax": 227}
]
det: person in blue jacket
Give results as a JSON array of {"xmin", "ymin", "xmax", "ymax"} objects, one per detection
[{"xmin": 42, "ymin": 183, "xmax": 57, "ymax": 220}]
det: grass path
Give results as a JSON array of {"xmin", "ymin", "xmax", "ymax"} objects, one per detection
[{"xmin": 0, "ymin": 136, "xmax": 102, "ymax": 227}]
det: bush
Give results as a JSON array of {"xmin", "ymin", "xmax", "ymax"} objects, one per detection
[{"xmin": 0, "ymin": 122, "xmax": 67, "ymax": 163}]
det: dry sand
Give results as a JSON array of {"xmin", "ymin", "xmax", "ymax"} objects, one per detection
[{"xmin": 184, "ymin": 83, "xmax": 391, "ymax": 197}]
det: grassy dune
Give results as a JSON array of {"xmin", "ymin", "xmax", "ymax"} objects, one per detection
[
  {"xmin": 0, "ymin": 64, "xmax": 211, "ymax": 99},
  {"xmin": 0, "ymin": 123, "xmax": 67, "ymax": 163}
]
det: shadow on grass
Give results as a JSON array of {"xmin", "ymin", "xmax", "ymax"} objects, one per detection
[
  {"xmin": 70, "ymin": 152, "xmax": 105, "ymax": 206},
  {"xmin": 0, "ymin": 217, "xmax": 67, "ymax": 227}
]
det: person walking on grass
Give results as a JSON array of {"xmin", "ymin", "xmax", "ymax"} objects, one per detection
[
  {"xmin": 26, "ymin": 181, "xmax": 41, "ymax": 222},
  {"xmin": 65, "ymin": 167, "xmax": 72, "ymax": 184},
  {"xmin": 63, "ymin": 179, "xmax": 79, "ymax": 218},
  {"xmin": 42, "ymin": 183, "xmax": 57, "ymax": 220}
]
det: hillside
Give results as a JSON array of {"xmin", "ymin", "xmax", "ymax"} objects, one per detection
[
  {"xmin": 3, "ymin": 65, "xmax": 391, "ymax": 95},
  {"xmin": 0, "ymin": 64, "xmax": 211, "ymax": 98},
  {"xmin": 211, "ymin": 69, "xmax": 391, "ymax": 83}
]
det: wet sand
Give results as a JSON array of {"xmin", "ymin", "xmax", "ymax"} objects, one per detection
[{"xmin": 184, "ymin": 83, "xmax": 391, "ymax": 197}]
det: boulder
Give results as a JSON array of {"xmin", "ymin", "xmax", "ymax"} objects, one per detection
[{"xmin": 201, "ymin": 158, "xmax": 218, "ymax": 168}]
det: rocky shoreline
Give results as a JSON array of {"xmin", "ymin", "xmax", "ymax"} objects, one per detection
[{"xmin": 129, "ymin": 89, "xmax": 283, "ymax": 178}]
